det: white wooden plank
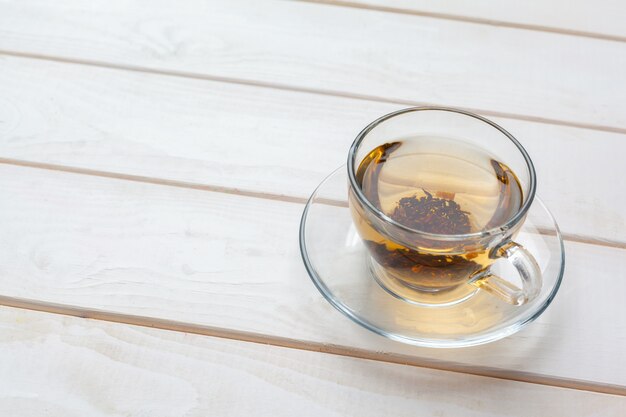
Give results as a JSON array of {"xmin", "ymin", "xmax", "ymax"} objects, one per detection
[
  {"xmin": 1, "ymin": 307, "xmax": 623, "ymax": 417},
  {"xmin": 319, "ymin": 0, "xmax": 626, "ymax": 41},
  {"xmin": 0, "ymin": 163, "xmax": 623, "ymax": 389},
  {"xmin": 0, "ymin": 55, "xmax": 624, "ymax": 244},
  {"xmin": 0, "ymin": 0, "xmax": 625, "ymax": 131}
]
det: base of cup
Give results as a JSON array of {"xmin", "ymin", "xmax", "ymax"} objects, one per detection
[{"xmin": 368, "ymin": 257, "xmax": 478, "ymax": 308}]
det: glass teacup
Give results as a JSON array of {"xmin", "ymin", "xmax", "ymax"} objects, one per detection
[{"xmin": 348, "ymin": 107, "xmax": 541, "ymax": 306}]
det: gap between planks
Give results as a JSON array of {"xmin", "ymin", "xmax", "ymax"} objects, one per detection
[
  {"xmin": 1, "ymin": 49, "xmax": 626, "ymax": 136},
  {"xmin": 0, "ymin": 295, "xmax": 623, "ymax": 397},
  {"xmin": 0, "ymin": 156, "xmax": 623, "ymax": 251},
  {"xmin": 298, "ymin": 0, "xmax": 626, "ymax": 43}
]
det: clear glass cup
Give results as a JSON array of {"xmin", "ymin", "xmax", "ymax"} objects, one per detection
[{"xmin": 347, "ymin": 107, "xmax": 542, "ymax": 306}]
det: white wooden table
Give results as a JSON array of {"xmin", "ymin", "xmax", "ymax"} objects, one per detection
[{"xmin": 0, "ymin": 1, "xmax": 625, "ymax": 415}]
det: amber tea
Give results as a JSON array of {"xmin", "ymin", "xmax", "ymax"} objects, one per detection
[{"xmin": 350, "ymin": 136, "xmax": 523, "ymax": 291}]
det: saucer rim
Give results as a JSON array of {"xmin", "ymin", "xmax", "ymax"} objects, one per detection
[{"xmin": 299, "ymin": 166, "xmax": 565, "ymax": 348}]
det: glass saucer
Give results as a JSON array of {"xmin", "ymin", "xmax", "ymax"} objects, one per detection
[{"xmin": 299, "ymin": 166, "xmax": 565, "ymax": 348}]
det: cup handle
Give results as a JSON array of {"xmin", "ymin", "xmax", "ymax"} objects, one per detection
[{"xmin": 471, "ymin": 241, "xmax": 542, "ymax": 306}]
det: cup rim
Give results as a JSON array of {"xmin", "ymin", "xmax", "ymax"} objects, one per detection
[{"xmin": 347, "ymin": 106, "xmax": 537, "ymax": 241}]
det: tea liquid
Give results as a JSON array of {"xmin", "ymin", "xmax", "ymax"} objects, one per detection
[{"xmin": 353, "ymin": 136, "xmax": 523, "ymax": 290}]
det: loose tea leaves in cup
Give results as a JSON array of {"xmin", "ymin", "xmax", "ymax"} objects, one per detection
[{"xmin": 390, "ymin": 191, "xmax": 471, "ymax": 235}]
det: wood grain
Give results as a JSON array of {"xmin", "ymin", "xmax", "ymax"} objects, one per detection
[
  {"xmin": 0, "ymin": 55, "xmax": 624, "ymax": 244},
  {"xmin": 0, "ymin": 0, "xmax": 625, "ymax": 131},
  {"xmin": 1, "ymin": 307, "xmax": 624, "ymax": 417},
  {"xmin": 306, "ymin": 0, "xmax": 626, "ymax": 41},
  {"xmin": 0, "ymin": 163, "xmax": 623, "ymax": 390}
]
